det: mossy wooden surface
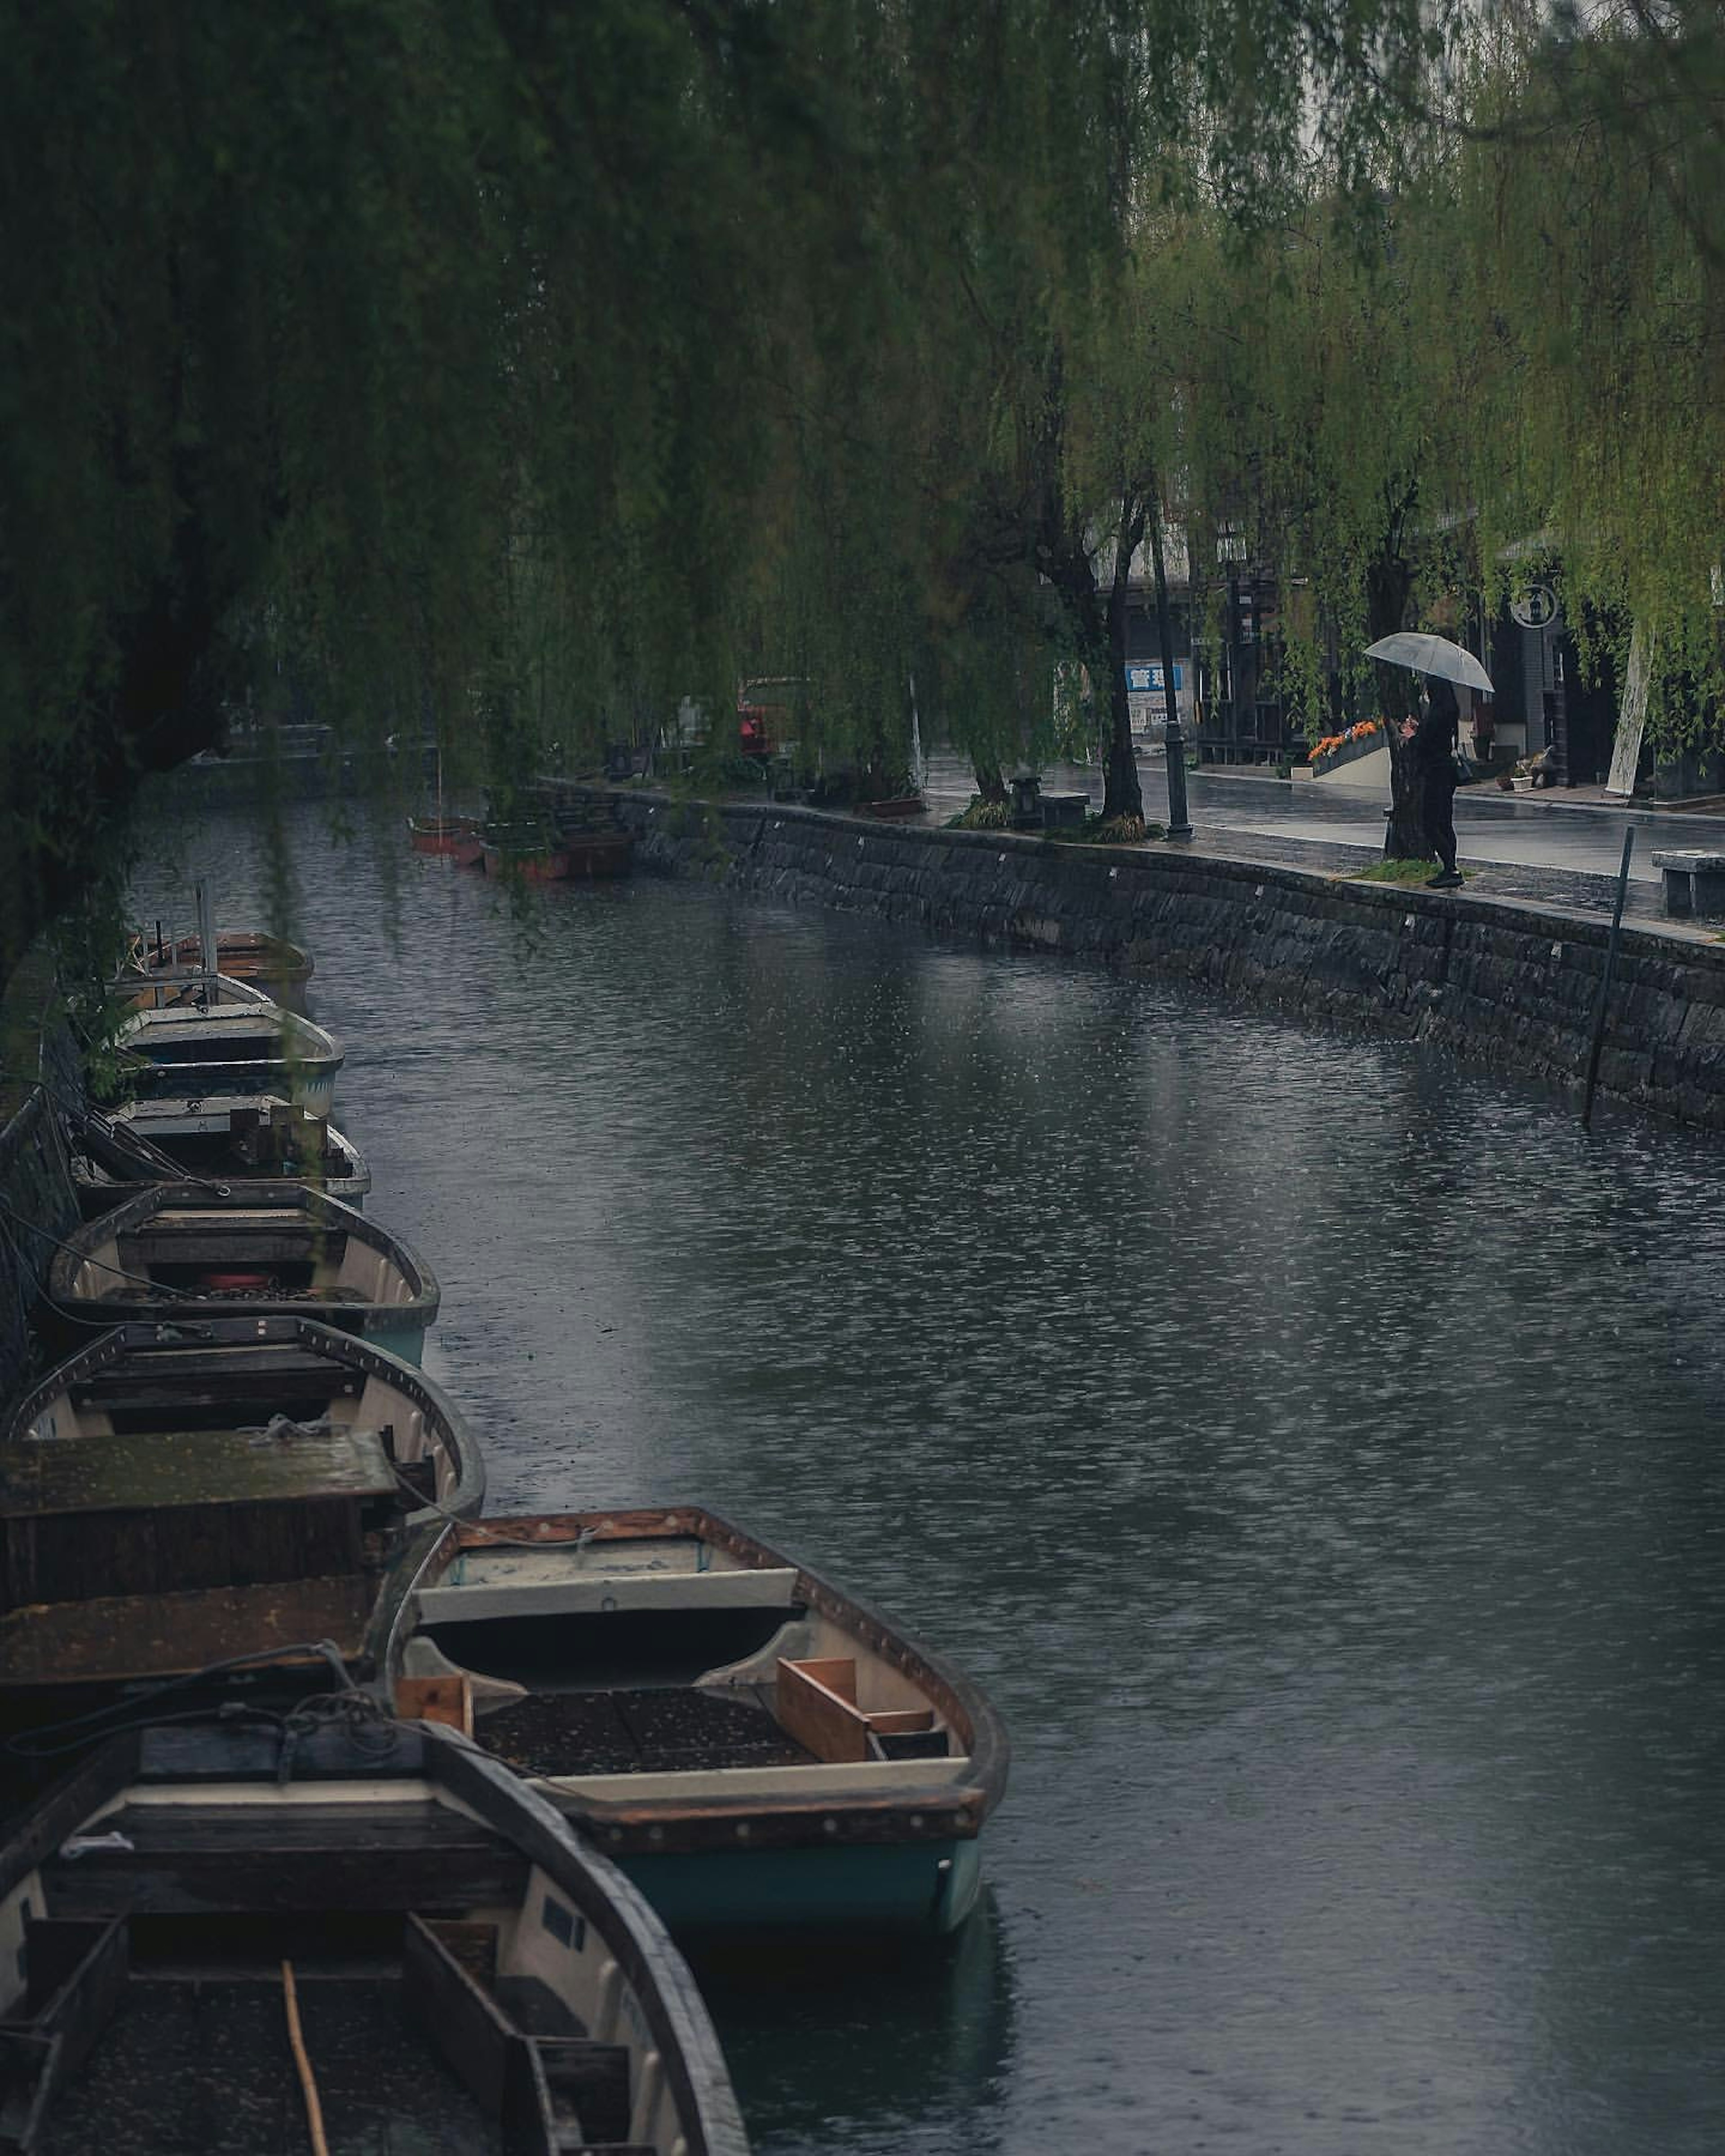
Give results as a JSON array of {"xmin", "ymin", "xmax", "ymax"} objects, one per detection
[{"xmin": 0, "ymin": 1427, "xmax": 394, "ymax": 1518}]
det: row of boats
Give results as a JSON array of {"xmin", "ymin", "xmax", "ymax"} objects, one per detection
[
  {"xmin": 0, "ymin": 910, "xmax": 1005, "ymax": 2154},
  {"xmin": 408, "ymin": 792, "xmax": 635, "ymax": 883}
]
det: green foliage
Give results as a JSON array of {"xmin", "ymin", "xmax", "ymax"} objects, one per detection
[
  {"xmin": 1348, "ymin": 859, "xmax": 1473, "ymax": 886},
  {"xmin": 947, "ymin": 800, "xmax": 1013, "ymax": 831},
  {"xmin": 1, "ymin": 0, "xmax": 1486, "ymax": 976}
]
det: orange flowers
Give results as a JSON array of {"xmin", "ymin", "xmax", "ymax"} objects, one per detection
[{"xmin": 1308, "ymin": 719, "xmax": 1382, "ymax": 765}]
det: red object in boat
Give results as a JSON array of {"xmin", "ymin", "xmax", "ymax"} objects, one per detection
[{"xmin": 199, "ymin": 1270, "xmax": 273, "ymax": 1292}]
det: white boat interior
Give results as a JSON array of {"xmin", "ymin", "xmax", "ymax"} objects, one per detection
[
  {"xmin": 18, "ymin": 1340, "xmax": 456, "ymax": 1501},
  {"xmin": 62, "ymin": 1195, "xmax": 421, "ymax": 1315},
  {"xmin": 401, "ymin": 1524, "xmax": 976, "ymax": 1802},
  {"xmin": 89, "ymin": 1096, "xmax": 369, "ymax": 1202},
  {"xmin": 0, "ymin": 1728, "xmax": 745, "ymax": 2154}
]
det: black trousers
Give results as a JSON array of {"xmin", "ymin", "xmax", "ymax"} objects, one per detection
[{"xmin": 1422, "ymin": 778, "xmax": 1458, "ymax": 874}]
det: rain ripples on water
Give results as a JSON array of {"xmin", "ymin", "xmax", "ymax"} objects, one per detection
[{"xmin": 135, "ymin": 805, "xmax": 1725, "ymax": 2156}]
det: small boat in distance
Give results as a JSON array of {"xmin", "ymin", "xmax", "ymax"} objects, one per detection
[
  {"xmin": 391, "ymin": 1506, "xmax": 1008, "ymax": 1940},
  {"xmin": 408, "ymin": 811, "xmax": 484, "ymax": 865},
  {"xmin": 1, "ymin": 1315, "xmax": 483, "ymax": 1700},
  {"xmin": 479, "ymin": 829, "xmax": 572, "ymax": 884},
  {"xmin": 68, "ymin": 1095, "xmax": 371, "ymax": 1216},
  {"xmin": 49, "ymin": 1184, "xmax": 438, "ymax": 1364},
  {"xmin": 0, "ymin": 1714, "xmax": 749, "ymax": 2156},
  {"xmin": 137, "ymin": 926, "xmax": 313, "ymax": 996},
  {"xmin": 114, "ymin": 975, "xmax": 343, "ymax": 1115}
]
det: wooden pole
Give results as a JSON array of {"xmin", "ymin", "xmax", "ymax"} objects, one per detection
[
  {"xmin": 1581, "ymin": 830, "xmax": 1634, "ymax": 1131},
  {"xmin": 281, "ymin": 1959, "xmax": 331, "ymax": 2156}
]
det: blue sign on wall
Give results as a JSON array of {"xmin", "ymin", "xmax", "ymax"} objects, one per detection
[{"xmin": 1127, "ymin": 664, "xmax": 1183, "ymax": 693}]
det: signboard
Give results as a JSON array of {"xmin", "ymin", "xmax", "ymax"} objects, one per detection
[
  {"xmin": 1510, "ymin": 583, "xmax": 1559, "ymax": 631},
  {"xmin": 1126, "ymin": 664, "xmax": 1183, "ymax": 694}
]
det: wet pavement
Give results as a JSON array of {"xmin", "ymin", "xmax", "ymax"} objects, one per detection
[{"xmin": 920, "ymin": 755, "xmax": 1725, "ymax": 919}]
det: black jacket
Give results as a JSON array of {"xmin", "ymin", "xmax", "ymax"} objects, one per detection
[{"xmin": 1408, "ymin": 707, "xmax": 1459, "ymax": 791}]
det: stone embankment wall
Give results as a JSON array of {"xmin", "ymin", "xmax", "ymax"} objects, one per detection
[
  {"xmin": 608, "ymin": 791, "xmax": 1725, "ymax": 1131},
  {"xmin": 0, "ymin": 950, "xmax": 84, "ymax": 1402}
]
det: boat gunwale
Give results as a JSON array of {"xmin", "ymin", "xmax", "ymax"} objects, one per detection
[
  {"xmin": 46, "ymin": 1181, "xmax": 438, "ymax": 1331},
  {"xmin": 398, "ymin": 1504, "xmax": 1009, "ymax": 1848}
]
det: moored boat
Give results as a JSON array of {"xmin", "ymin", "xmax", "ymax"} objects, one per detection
[
  {"xmin": 0, "ymin": 1714, "xmax": 749, "ymax": 2156},
  {"xmin": 390, "ymin": 1506, "xmax": 1008, "ymax": 1940},
  {"xmin": 48, "ymin": 1184, "xmax": 437, "ymax": 1363},
  {"xmin": 408, "ymin": 811, "xmax": 484, "ymax": 865},
  {"xmin": 478, "ymin": 829, "xmax": 571, "ymax": 884},
  {"xmin": 137, "ymin": 927, "xmax": 313, "ymax": 996},
  {"xmin": 68, "ymin": 1095, "xmax": 371, "ymax": 1217},
  {"xmin": 1, "ymin": 1316, "xmax": 482, "ymax": 1701},
  {"xmin": 115, "ymin": 977, "xmax": 343, "ymax": 1115}
]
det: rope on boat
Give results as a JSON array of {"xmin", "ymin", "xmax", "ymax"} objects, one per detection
[{"xmin": 281, "ymin": 1960, "xmax": 331, "ymax": 2156}]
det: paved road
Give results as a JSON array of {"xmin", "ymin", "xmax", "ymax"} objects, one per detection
[{"xmin": 921, "ymin": 753, "xmax": 1725, "ymax": 887}]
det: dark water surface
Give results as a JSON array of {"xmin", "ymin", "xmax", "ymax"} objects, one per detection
[{"xmin": 136, "ymin": 807, "xmax": 1725, "ymax": 2156}]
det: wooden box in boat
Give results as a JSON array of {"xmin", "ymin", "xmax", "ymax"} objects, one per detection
[
  {"xmin": 391, "ymin": 1506, "xmax": 1008, "ymax": 1940},
  {"xmin": 48, "ymin": 1184, "xmax": 436, "ymax": 1363},
  {"xmin": 69, "ymin": 1096, "xmax": 371, "ymax": 1215},
  {"xmin": 0, "ymin": 1317, "xmax": 482, "ymax": 1698},
  {"xmin": 115, "ymin": 981, "xmax": 343, "ymax": 1117},
  {"xmin": 0, "ymin": 1716, "xmax": 748, "ymax": 2155}
]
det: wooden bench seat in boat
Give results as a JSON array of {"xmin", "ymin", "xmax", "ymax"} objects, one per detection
[
  {"xmin": 41, "ymin": 1800, "xmax": 531, "ymax": 1918},
  {"xmin": 776, "ymin": 1657, "xmax": 947, "ymax": 1764},
  {"xmin": 415, "ymin": 1564, "xmax": 801, "ymax": 1626},
  {"xmin": 0, "ymin": 1575, "xmax": 376, "ymax": 1686},
  {"xmin": 0, "ymin": 1427, "xmax": 398, "ymax": 1608}
]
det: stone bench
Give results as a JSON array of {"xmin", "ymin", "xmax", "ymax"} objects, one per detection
[
  {"xmin": 1040, "ymin": 792, "xmax": 1089, "ymax": 831},
  {"xmin": 1651, "ymin": 850, "xmax": 1725, "ymax": 918}
]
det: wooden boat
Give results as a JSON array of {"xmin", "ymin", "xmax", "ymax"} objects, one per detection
[
  {"xmin": 478, "ymin": 829, "xmax": 571, "ymax": 884},
  {"xmin": 68, "ymin": 1095, "xmax": 371, "ymax": 1217},
  {"xmin": 858, "ymin": 794, "xmax": 927, "ymax": 821},
  {"xmin": 0, "ymin": 1315, "xmax": 483, "ymax": 1700},
  {"xmin": 115, "ymin": 977, "xmax": 343, "ymax": 1116},
  {"xmin": 408, "ymin": 812, "xmax": 484, "ymax": 865},
  {"xmin": 137, "ymin": 928, "xmax": 313, "ymax": 995},
  {"xmin": 390, "ymin": 1506, "xmax": 1009, "ymax": 1940},
  {"xmin": 0, "ymin": 1715, "xmax": 748, "ymax": 2156},
  {"xmin": 48, "ymin": 1184, "xmax": 438, "ymax": 1364}
]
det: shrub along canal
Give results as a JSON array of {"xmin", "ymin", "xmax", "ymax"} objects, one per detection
[{"xmin": 133, "ymin": 804, "xmax": 1725, "ymax": 2156}]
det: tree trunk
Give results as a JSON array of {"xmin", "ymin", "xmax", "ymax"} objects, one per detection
[
  {"xmin": 1366, "ymin": 532, "xmax": 1428, "ymax": 859},
  {"xmin": 973, "ymin": 761, "xmax": 1008, "ymax": 804},
  {"xmin": 1102, "ymin": 499, "xmax": 1147, "ymax": 826}
]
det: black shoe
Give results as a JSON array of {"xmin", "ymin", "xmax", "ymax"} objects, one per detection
[{"xmin": 1426, "ymin": 869, "xmax": 1462, "ymax": 889}]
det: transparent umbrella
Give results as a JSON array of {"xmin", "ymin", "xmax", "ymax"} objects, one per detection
[{"xmin": 1363, "ymin": 632, "xmax": 1494, "ymax": 693}]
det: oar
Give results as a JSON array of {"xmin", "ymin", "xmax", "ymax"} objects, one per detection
[{"xmin": 281, "ymin": 1959, "xmax": 331, "ymax": 2156}]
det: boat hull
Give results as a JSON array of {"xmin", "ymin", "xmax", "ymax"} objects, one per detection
[
  {"xmin": 408, "ymin": 814, "xmax": 483, "ymax": 865},
  {"xmin": 611, "ymin": 1830, "xmax": 982, "ymax": 1941}
]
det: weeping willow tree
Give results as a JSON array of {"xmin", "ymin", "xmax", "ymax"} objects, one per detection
[
  {"xmin": 1441, "ymin": 1, "xmax": 1725, "ymax": 747},
  {"xmin": 2, "ymin": 0, "xmax": 1461, "ymax": 984}
]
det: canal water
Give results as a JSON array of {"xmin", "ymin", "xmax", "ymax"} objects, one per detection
[{"xmin": 134, "ymin": 806, "xmax": 1725, "ymax": 2156}]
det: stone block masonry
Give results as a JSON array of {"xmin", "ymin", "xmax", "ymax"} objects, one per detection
[{"xmin": 607, "ymin": 791, "xmax": 1725, "ymax": 1134}]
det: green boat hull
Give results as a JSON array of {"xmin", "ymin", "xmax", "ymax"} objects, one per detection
[{"xmin": 614, "ymin": 1833, "xmax": 984, "ymax": 1941}]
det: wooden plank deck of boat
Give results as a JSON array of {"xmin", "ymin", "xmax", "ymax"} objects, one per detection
[
  {"xmin": 0, "ymin": 1575, "xmax": 376, "ymax": 1685},
  {"xmin": 43, "ymin": 1799, "xmax": 531, "ymax": 1916}
]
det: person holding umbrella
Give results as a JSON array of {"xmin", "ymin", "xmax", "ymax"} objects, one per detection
[
  {"xmin": 1364, "ymin": 632, "xmax": 1493, "ymax": 893},
  {"xmin": 1402, "ymin": 676, "xmax": 1463, "ymax": 888}
]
